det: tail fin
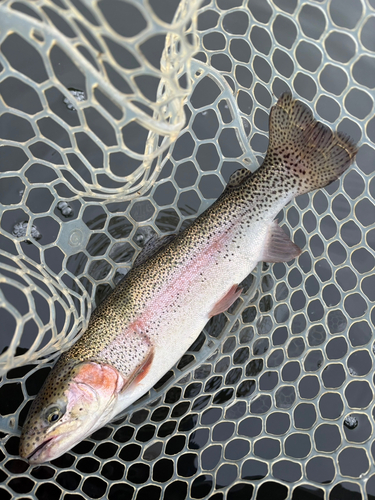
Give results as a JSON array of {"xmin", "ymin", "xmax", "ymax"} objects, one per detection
[{"xmin": 265, "ymin": 93, "xmax": 358, "ymax": 195}]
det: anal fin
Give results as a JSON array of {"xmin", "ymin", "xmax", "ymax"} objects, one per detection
[
  {"xmin": 262, "ymin": 220, "xmax": 301, "ymax": 263},
  {"xmin": 209, "ymin": 284, "xmax": 243, "ymax": 318}
]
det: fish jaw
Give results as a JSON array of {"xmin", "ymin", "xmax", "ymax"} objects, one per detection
[
  {"xmin": 20, "ymin": 362, "xmax": 125, "ymax": 464},
  {"xmin": 23, "ymin": 403, "xmax": 91, "ymax": 464},
  {"xmin": 27, "ymin": 427, "xmax": 78, "ymax": 465}
]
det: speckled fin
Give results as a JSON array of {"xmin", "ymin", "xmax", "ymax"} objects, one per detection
[
  {"xmin": 227, "ymin": 168, "xmax": 252, "ymax": 188},
  {"xmin": 267, "ymin": 92, "xmax": 358, "ymax": 194},
  {"xmin": 261, "ymin": 220, "xmax": 301, "ymax": 263},
  {"xmin": 134, "ymin": 234, "xmax": 177, "ymax": 267},
  {"xmin": 209, "ymin": 284, "xmax": 243, "ymax": 318}
]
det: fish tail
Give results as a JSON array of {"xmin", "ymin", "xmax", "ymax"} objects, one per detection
[{"xmin": 265, "ymin": 92, "xmax": 358, "ymax": 195}]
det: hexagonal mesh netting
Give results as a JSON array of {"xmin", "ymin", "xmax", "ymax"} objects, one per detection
[{"xmin": 0, "ymin": 0, "xmax": 374, "ymax": 499}]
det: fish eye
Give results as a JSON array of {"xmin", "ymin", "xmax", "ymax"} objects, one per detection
[{"xmin": 45, "ymin": 406, "xmax": 63, "ymax": 424}]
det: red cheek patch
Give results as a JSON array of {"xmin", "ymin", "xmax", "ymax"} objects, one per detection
[{"xmin": 75, "ymin": 363, "xmax": 120, "ymax": 396}]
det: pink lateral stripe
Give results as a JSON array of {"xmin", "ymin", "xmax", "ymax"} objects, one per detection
[{"xmin": 126, "ymin": 228, "xmax": 235, "ymax": 333}]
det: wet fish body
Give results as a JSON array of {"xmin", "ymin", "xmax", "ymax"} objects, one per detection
[{"xmin": 19, "ymin": 93, "xmax": 357, "ymax": 463}]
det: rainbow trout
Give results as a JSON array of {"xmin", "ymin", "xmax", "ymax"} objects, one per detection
[{"xmin": 19, "ymin": 93, "xmax": 357, "ymax": 463}]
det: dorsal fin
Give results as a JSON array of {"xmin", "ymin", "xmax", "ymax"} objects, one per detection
[
  {"xmin": 133, "ymin": 233, "xmax": 177, "ymax": 267},
  {"xmin": 227, "ymin": 168, "xmax": 252, "ymax": 188}
]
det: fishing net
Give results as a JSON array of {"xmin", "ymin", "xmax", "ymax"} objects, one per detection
[{"xmin": 0, "ymin": 0, "xmax": 374, "ymax": 498}]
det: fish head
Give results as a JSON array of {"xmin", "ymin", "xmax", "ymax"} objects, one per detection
[{"xmin": 19, "ymin": 358, "xmax": 125, "ymax": 464}]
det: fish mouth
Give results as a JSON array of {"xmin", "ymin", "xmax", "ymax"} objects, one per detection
[{"xmin": 27, "ymin": 437, "xmax": 54, "ymax": 463}]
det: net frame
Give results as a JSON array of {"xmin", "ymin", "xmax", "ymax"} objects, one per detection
[{"xmin": 0, "ymin": 0, "xmax": 374, "ymax": 498}]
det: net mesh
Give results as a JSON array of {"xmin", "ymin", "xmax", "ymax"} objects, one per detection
[{"xmin": 0, "ymin": 0, "xmax": 375, "ymax": 498}]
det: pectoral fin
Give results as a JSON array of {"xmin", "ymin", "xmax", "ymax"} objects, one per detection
[
  {"xmin": 209, "ymin": 284, "xmax": 243, "ymax": 318},
  {"xmin": 261, "ymin": 220, "xmax": 301, "ymax": 263},
  {"xmin": 121, "ymin": 348, "xmax": 155, "ymax": 392}
]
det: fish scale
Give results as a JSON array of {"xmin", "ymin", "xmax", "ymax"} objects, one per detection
[{"xmin": 19, "ymin": 93, "xmax": 358, "ymax": 464}]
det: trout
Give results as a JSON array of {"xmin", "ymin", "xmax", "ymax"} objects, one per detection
[{"xmin": 19, "ymin": 93, "xmax": 357, "ymax": 463}]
